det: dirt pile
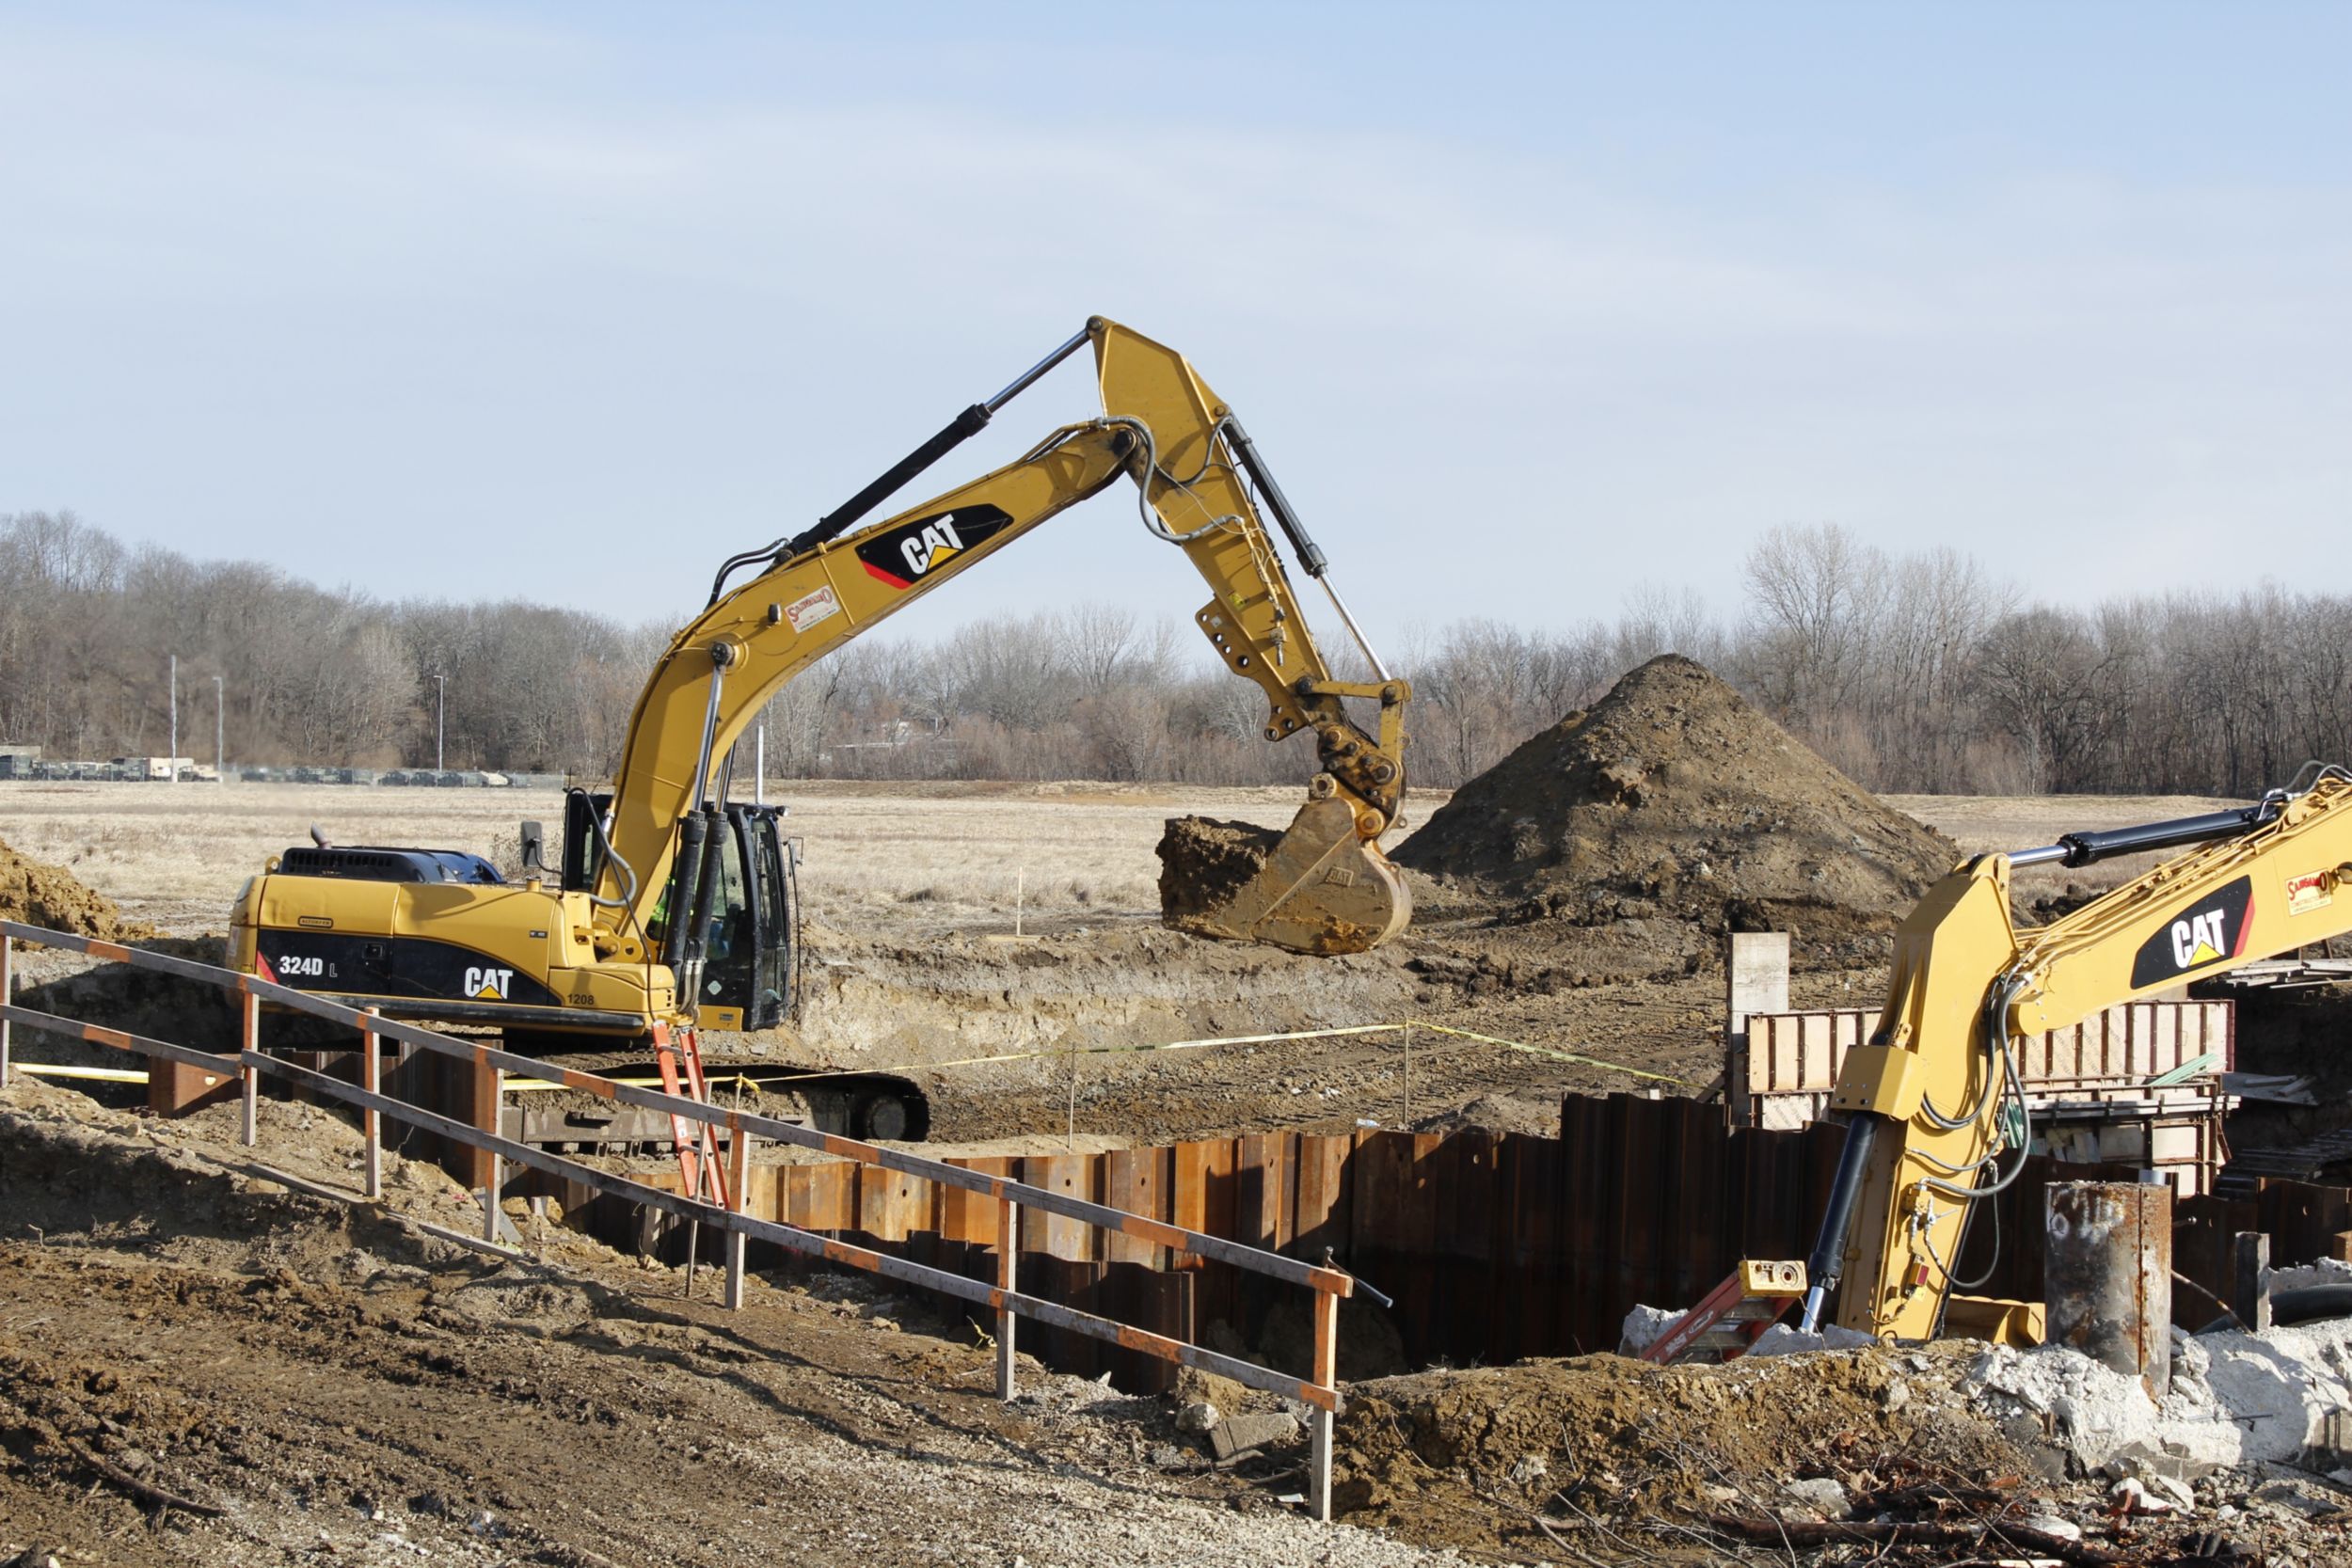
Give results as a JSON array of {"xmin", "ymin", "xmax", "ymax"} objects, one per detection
[
  {"xmin": 1155, "ymin": 816, "xmax": 1284, "ymax": 933},
  {"xmin": 0, "ymin": 835, "xmax": 151, "ymax": 942},
  {"xmin": 1393, "ymin": 656, "xmax": 1954, "ymax": 953},
  {"xmin": 1330, "ymin": 1347, "xmax": 2217, "ymax": 1564}
]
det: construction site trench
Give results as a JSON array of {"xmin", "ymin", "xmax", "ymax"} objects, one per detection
[{"xmin": 10, "ymin": 657, "xmax": 2352, "ymax": 1564}]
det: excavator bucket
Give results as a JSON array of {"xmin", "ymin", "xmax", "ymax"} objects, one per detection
[{"xmin": 1162, "ymin": 798, "xmax": 1412, "ymax": 957}]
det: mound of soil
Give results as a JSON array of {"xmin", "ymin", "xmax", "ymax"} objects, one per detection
[
  {"xmin": 0, "ymin": 835, "xmax": 151, "ymax": 942},
  {"xmin": 1393, "ymin": 656, "xmax": 1954, "ymax": 952},
  {"xmin": 1335, "ymin": 1347, "xmax": 2016, "ymax": 1558},
  {"xmin": 1155, "ymin": 816, "xmax": 1283, "ymax": 933}
]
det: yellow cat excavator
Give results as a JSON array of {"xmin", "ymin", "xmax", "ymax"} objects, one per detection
[
  {"xmin": 227, "ymin": 318, "xmax": 1411, "ymax": 1136},
  {"xmin": 1796, "ymin": 767, "xmax": 2352, "ymax": 1342},
  {"xmin": 1652, "ymin": 766, "xmax": 2352, "ymax": 1359}
]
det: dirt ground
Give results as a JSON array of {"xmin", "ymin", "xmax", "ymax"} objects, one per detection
[
  {"xmin": 0, "ymin": 1075, "xmax": 1464, "ymax": 1568},
  {"xmin": 7, "ymin": 1075, "xmax": 2332, "ymax": 1568}
]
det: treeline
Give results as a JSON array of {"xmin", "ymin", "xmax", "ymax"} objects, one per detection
[
  {"xmin": 2, "ymin": 510, "xmax": 2344, "ymax": 799},
  {"xmin": 0, "ymin": 512, "xmax": 664, "ymax": 776}
]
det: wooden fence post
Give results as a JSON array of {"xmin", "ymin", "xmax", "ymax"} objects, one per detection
[
  {"xmin": 0, "ymin": 932, "xmax": 12, "ymax": 1090},
  {"xmin": 239, "ymin": 990, "xmax": 261, "ymax": 1146},
  {"xmin": 997, "ymin": 1198, "xmax": 1020, "ymax": 1401},
  {"xmin": 482, "ymin": 1065, "xmax": 504, "ymax": 1243},
  {"xmin": 1311, "ymin": 1285, "xmax": 1338, "ymax": 1524},
  {"xmin": 361, "ymin": 1010, "xmax": 382, "ymax": 1199},
  {"xmin": 725, "ymin": 1125, "xmax": 754, "ymax": 1310}
]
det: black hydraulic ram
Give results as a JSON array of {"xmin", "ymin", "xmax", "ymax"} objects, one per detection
[
  {"xmin": 1223, "ymin": 413, "xmax": 1391, "ymax": 681},
  {"xmin": 2008, "ymin": 799, "xmax": 2281, "ymax": 870},
  {"xmin": 702, "ymin": 325, "xmax": 1096, "ymax": 603},
  {"xmin": 1796, "ymin": 1115, "xmax": 1881, "ymax": 1333},
  {"xmin": 661, "ymin": 812, "xmax": 707, "ymax": 974},
  {"xmin": 1221, "ymin": 416, "xmax": 1328, "ymax": 578}
]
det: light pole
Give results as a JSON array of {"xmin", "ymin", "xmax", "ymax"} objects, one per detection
[
  {"xmin": 435, "ymin": 673, "xmax": 446, "ymax": 771},
  {"xmin": 213, "ymin": 674, "xmax": 225, "ymax": 783},
  {"xmin": 168, "ymin": 654, "xmax": 178, "ymax": 784}
]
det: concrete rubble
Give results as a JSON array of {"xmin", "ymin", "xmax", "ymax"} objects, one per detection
[{"xmin": 1964, "ymin": 1316, "xmax": 2352, "ymax": 1473}]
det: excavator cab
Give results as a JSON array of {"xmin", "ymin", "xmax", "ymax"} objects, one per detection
[{"xmin": 562, "ymin": 789, "xmax": 798, "ymax": 1033}]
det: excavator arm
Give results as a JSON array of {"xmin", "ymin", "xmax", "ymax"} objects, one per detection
[
  {"xmin": 1802, "ymin": 768, "xmax": 2352, "ymax": 1341},
  {"xmin": 589, "ymin": 317, "xmax": 1411, "ymax": 982}
]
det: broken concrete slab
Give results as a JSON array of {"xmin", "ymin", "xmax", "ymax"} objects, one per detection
[
  {"xmin": 1965, "ymin": 1314, "xmax": 2352, "ymax": 1475},
  {"xmin": 1210, "ymin": 1411, "xmax": 1302, "ymax": 1462}
]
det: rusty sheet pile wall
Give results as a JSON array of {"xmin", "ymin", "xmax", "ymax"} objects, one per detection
[{"xmin": 612, "ymin": 1093, "xmax": 2166, "ymax": 1382}]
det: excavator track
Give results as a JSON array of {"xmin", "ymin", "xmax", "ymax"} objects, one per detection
[{"xmin": 499, "ymin": 1038, "xmax": 930, "ymax": 1147}]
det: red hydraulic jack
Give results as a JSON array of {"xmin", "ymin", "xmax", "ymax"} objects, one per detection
[
  {"xmin": 651, "ymin": 1022, "xmax": 731, "ymax": 1212},
  {"xmin": 1642, "ymin": 1259, "xmax": 1807, "ymax": 1365}
]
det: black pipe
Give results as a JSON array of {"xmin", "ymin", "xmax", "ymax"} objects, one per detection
[
  {"xmin": 1222, "ymin": 416, "xmax": 1328, "ymax": 578},
  {"xmin": 2027, "ymin": 801, "xmax": 2279, "ymax": 869},
  {"xmin": 1799, "ymin": 1115, "xmax": 1882, "ymax": 1330}
]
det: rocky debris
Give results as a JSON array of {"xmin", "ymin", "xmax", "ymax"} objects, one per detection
[
  {"xmin": 1392, "ymin": 656, "xmax": 1955, "ymax": 972},
  {"xmin": 1965, "ymin": 1317, "xmax": 2352, "ymax": 1473},
  {"xmin": 1617, "ymin": 1302, "xmax": 1677, "ymax": 1355},
  {"xmin": 1211, "ymin": 1410, "xmax": 1303, "ymax": 1463},
  {"xmin": 2266, "ymin": 1256, "xmax": 2352, "ymax": 1293},
  {"xmin": 1780, "ymin": 1475, "xmax": 1851, "ymax": 1519},
  {"xmin": 0, "ymin": 835, "xmax": 152, "ymax": 942},
  {"xmin": 1616, "ymin": 1300, "xmax": 1873, "ymax": 1358},
  {"xmin": 1324, "ymin": 1336, "xmax": 2352, "ymax": 1563},
  {"xmin": 1331, "ymin": 1343, "xmax": 2011, "ymax": 1554},
  {"xmin": 1155, "ymin": 816, "xmax": 1283, "ymax": 934},
  {"xmin": 1748, "ymin": 1322, "xmax": 1878, "ymax": 1356}
]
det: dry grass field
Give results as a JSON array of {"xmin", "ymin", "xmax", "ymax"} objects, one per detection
[
  {"xmin": 0, "ymin": 777, "xmax": 1422, "ymax": 933},
  {"xmin": 0, "ymin": 777, "xmax": 2252, "ymax": 938}
]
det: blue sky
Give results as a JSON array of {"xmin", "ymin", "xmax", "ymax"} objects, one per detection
[{"xmin": 6, "ymin": 3, "xmax": 2349, "ymax": 649}]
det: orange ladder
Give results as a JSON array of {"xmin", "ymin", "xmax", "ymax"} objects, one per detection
[{"xmin": 652, "ymin": 1022, "xmax": 731, "ymax": 1211}]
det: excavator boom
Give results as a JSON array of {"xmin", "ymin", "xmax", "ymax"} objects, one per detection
[
  {"xmin": 1804, "ymin": 768, "xmax": 2352, "ymax": 1341},
  {"xmin": 595, "ymin": 317, "xmax": 1411, "ymax": 973}
]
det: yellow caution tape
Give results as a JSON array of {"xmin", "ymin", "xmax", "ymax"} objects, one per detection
[
  {"xmin": 739, "ymin": 1019, "xmax": 1693, "ymax": 1088},
  {"xmin": 59, "ymin": 1022, "xmax": 1686, "ymax": 1100}
]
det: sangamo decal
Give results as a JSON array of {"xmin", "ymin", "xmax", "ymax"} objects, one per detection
[
  {"xmin": 2129, "ymin": 876, "xmax": 2253, "ymax": 990},
  {"xmin": 853, "ymin": 504, "xmax": 1014, "ymax": 589},
  {"xmin": 2286, "ymin": 868, "xmax": 2336, "ymax": 918}
]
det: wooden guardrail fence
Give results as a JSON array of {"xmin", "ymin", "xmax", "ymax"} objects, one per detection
[{"xmin": 0, "ymin": 921, "xmax": 1363, "ymax": 1521}]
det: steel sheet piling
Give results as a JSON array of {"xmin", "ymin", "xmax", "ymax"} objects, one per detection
[
  {"xmin": 2234, "ymin": 1230, "xmax": 2272, "ymax": 1332},
  {"xmin": 2045, "ymin": 1180, "xmax": 2172, "ymax": 1396}
]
